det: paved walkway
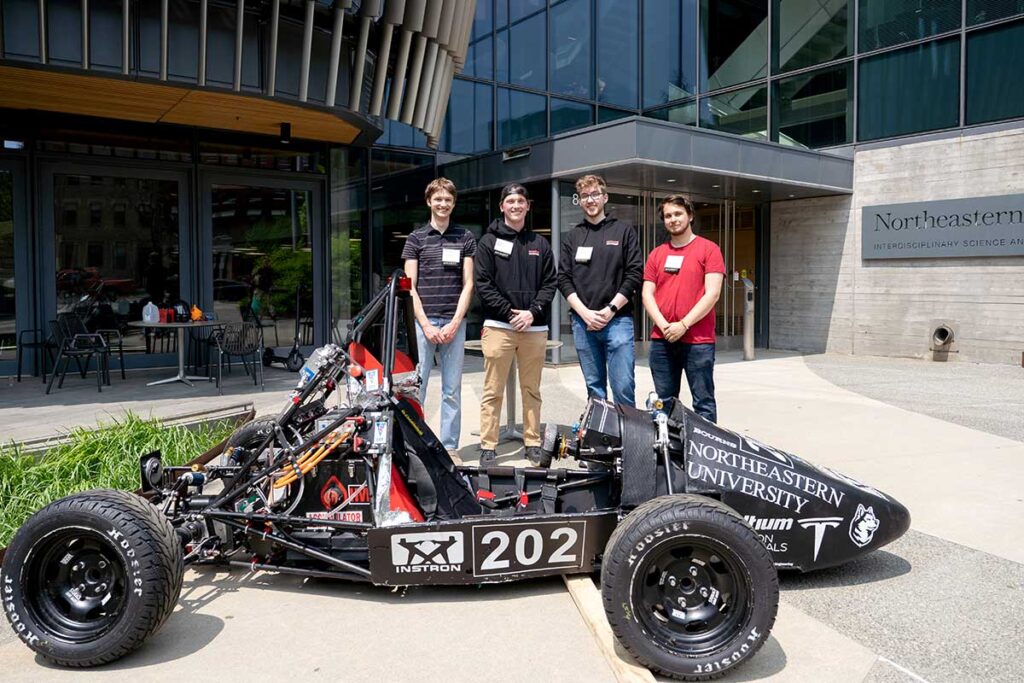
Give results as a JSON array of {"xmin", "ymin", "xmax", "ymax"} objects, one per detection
[{"xmin": 1, "ymin": 351, "xmax": 1023, "ymax": 682}]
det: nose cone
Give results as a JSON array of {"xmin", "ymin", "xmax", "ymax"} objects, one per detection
[{"xmin": 873, "ymin": 494, "xmax": 911, "ymax": 550}]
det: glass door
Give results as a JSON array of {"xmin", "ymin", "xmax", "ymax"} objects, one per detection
[
  {"xmin": 200, "ymin": 174, "xmax": 325, "ymax": 352},
  {"xmin": 40, "ymin": 163, "xmax": 191, "ymax": 369},
  {"xmin": 0, "ymin": 159, "xmax": 29, "ymax": 376}
]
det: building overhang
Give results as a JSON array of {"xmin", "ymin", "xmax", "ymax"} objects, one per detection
[
  {"xmin": 441, "ymin": 117, "xmax": 854, "ymax": 201},
  {"xmin": 0, "ymin": 63, "xmax": 380, "ymax": 146}
]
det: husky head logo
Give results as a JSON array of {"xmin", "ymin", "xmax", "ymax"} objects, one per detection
[{"xmin": 849, "ymin": 504, "xmax": 880, "ymax": 547}]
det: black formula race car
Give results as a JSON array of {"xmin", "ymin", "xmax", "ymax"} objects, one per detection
[{"xmin": 1, "ymin": 273, "xmax": 911, "ymax": 681}]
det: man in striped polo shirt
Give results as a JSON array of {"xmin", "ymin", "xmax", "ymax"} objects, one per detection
[{"xmin": 402, "ymin": 178, "xmax": 477, "ymax": 461}]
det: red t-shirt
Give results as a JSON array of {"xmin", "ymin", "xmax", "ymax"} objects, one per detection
[{"xmin": 643, "ymin": 236, "xmax": 726, "ymax": 344}]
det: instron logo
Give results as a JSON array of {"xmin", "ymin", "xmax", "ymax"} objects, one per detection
[{"xmin": 391, "ymin": 531, "xmax": 464, "ymax": 573}]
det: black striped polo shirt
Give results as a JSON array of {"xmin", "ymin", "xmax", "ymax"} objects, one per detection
[{"xmin": 401, "ymin": 223, "xmax": 477, "ymax": 318}]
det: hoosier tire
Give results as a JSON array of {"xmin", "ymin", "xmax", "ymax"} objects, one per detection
[
  {"xmin": 601, "ymin": 495, "xmax": 778, "ymax": 681},
  {"xmin": 1, "ymin": 489, "xmax": 184, "ymax": 667}
]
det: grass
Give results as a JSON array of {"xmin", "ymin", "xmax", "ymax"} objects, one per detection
[{"xmin": 0, "ymin": 413, "xmax": 237, "ymax": 547}]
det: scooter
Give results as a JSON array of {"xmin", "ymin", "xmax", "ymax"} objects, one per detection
[{"xmin": 262, "ymin": 285, "xmax": 306, "ymax": 372}]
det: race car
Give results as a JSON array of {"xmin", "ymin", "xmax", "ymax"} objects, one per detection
[{"xmin": 0, "ymin": 272, "xmax": 910, "ymax": 681}]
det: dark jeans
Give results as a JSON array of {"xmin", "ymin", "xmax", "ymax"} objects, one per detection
[{"xmin": 649, "ymin": 339, "xmax": 717, "ymax": 423}]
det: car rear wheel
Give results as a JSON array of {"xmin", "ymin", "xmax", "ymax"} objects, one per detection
[
  {"xmin": 1, "ymin": 489, "xmax": 183, "ymax": 667},
  {"xmin": 601, "ymin": 495, "xmax": 778, "ymax": 681}
]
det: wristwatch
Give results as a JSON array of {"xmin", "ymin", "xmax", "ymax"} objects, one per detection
[{"xmin": 607, "ymin": 302, "xmax": 619, "ymax": 314}]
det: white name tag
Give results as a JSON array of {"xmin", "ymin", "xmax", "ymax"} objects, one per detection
[
  {"xmin": 495, "ymin": 239, "xmax": 514, "ymax": 257},
  {"xmin": 664, "ymin": 255, "xmax": 684, "ymax": 273},
  {"xmin": 575, "ymin": 246, "xmax": 593, "ymax": 263},
  {"xmin": 442, "ymin": 247, "xmax": 461, "ymax": 266}
]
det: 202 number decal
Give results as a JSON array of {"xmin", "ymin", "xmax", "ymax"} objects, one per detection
[{"xmin": 473, "ymin": 521, "xmax": 586, "ymax": 577}]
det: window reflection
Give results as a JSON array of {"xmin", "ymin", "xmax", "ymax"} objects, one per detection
[
  {"xmin": 966, "ymin": 20, "xmax": 1024, "ymax": 125},
  {"xmin": 496, "ymin": 11, "xmax": 546, "ymax": 90},
  {"xmin": 551, "ymin": 98, "xmax": 594, "ymax": 134},
  {"xmin": 551, "ymin": 0, "xmax": 592, "ymax": 98},
  {"xmin": 643, "ymin": 0, "xmax": 698, "ymax": 106},
  {"xmin": 443, "ymin": 79, "xmax": 493, "ymax": 153},
  {"xmin": 53, "ymin": 174, "xmax": 180, "ymax": 354},
  {"xmin": 858, "ymin": 0, "xmax": 962, "ymax": 52},
  {"xmin": 773, "ymin": 64, "xmax": 852, "ymax": 148},
  {"xmin": 858, "ymin": 38, "xmax": 960, "ymax": 140},
  {"xmin": 598, "ymin": 0, "xmax": 639, "ymax": 108},
  {"xmin": 210, "ymin": 185, "xmax": 313, "ymax": 350},
  {"xmin": 700, "ymin": 0, "xmax": 768, "ymax": 91},
  {"xmin": 498, "ymin": 88, "xmax": 547, "ymax": 146},
  {"xmin": 773, "ymin": 0, "xmax": 850, "ymax": 73},
  {"xmin": 0, "ymin": 171, "xmax": 13, "ymax": 361},
  {"xmin": 701, "ymin": 85, "xmax": 768, "ymax": 139}
]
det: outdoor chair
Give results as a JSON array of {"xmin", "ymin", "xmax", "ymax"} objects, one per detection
[
  {"xmin": 16, "ymin": 324, "xmax": 58, "ymax": 383},
  {"xmin": 61, "ymin": 313, "xmax": 125, "ymax": 381},
  {"xmin": 211, "ymin": 321, "xmax": 264, "ymax": 395},
  {"xmin": 45, "ymin": 318, "xmax": 110, "ymax": 394}
]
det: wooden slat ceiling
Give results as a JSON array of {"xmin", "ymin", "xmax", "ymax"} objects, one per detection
[{"xmin": 0, "ymin": 65, "xmax": 362, "ymax": 144}]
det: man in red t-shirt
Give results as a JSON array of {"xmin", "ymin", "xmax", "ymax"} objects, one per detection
[{"xmin": 641, "ymin": 195, "xmax": 726, "ymax": 422}]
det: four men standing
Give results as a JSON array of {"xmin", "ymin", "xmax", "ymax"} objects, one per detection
[{"xmin": 404, "ymin": 177, "xmax": 726, "ymax": 463}]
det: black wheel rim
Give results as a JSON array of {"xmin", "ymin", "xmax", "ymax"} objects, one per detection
[
  {"xmin": 23, "ymin": 528, "xmax": 128, "ymax": 643},
  {"xmin": 631, "ymin": 535, "xmax": 750, "ymax": 655}
]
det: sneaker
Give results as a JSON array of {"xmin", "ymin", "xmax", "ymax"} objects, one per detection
[
  {"xmin": 526, "ymin": 446, "xmax": 552, "ymax": 468},
  {"xmin": 479, "ymin": 449, "xmax": 498, "ymax": 467},
  {"xmin": 447, "ymin": 449, "xmax": 464, "ymax": 466}
]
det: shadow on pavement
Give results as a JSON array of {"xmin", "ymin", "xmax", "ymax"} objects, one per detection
[{"xmin": 778, "ymin": 549, "xmax": 912, "ymax": 591}]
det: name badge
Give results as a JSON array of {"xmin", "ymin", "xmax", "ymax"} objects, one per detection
[
  {"xmin": 442, "ymin": 247, "xmax": 461, "ymax": 267},
  {"xmin": 664, "ymin": 255, "xmax": 684, "ymax": 273},
  {"xmin": 494, "ymin": 238, "xmax": 514, "ymax": 258},
  {"xmin": 575, "ymin": 246, "xmax": 593, "ymax": 263}
]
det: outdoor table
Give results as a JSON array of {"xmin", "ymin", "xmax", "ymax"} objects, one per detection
[
  {"xmin": 127, "ymin": 319, "xmax": 223, "ymax": 387},
  {"xmin": 465, "ymin": 338, "xmax": 563, "ymax": 443}
]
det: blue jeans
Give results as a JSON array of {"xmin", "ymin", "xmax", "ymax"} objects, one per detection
[
  {"xmin": 414, "ymin": 316, "xmax": 467, "ymax": 450},
  {"xmin": 648, "ymin": 339, "xmax": 717, "ymax": 423},
  {"xmin": 571, "ymin": 313, "xmax": 636, "ymax": 407}
]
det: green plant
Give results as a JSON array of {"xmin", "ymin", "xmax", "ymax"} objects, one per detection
[{"xmin": 0, "ymin": 413, "xmax": 237, "ymax": 547}]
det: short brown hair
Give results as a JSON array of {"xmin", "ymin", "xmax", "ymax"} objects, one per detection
[
  {"xmin": 658, "ymin": 194, "xmax": 695, "ymax": 221},
  {"xmin": 425, "ymin": 177, "xmax": 457, "ymax": 202},
  {"xmin": 575, "ymin": 174, "xmax": 606, "ymax": 194}
]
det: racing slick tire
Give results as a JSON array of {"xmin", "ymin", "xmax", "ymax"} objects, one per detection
[
  {"xmin": 1, "ymin": 488, "xmax": 184, "ymax": 667},
  {"xmin": 600, "ymin": 495, "xmax": 778, "ymax": 681}
]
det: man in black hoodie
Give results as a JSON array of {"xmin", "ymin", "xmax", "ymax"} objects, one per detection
[
  {"xmin": 558, "ymin": 174, "xmax": 643, "ymax": 407},
  {"xmin": 474, "ymin": 183, "xmax": 558, "ymax": 467}
]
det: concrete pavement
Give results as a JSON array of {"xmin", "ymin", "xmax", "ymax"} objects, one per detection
[{"xmin": 1, "ymin": 351, "xmax": 1023, "ymax": 681}]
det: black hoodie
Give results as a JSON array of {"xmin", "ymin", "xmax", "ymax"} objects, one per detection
[{"xmin": 474, "ymin": 218, "xmax": 558, "ymax": 325}]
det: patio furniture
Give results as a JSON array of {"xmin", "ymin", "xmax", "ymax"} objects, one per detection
[
  {"xmin": 61, "ymin": 312, "xmax": 125, "ymax": 381},
  {"xmin": 127, "ymin": 319, "xmax": 223, "ymax": 386},
  {"xmin": 45, "ymin": 318, "xmax": 110, "ymax": 394},
  {"xmin": 211, "ymin": 321, "xmax": 264, "ymax": 394},
  {"xmin": 16, "ymin": 325, "xmax": 57, "ymax": 382}
]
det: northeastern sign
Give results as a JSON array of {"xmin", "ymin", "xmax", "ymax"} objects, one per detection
[{"xmin": 862, "ymin": 194, "xmax": 1024, "ymax": 259}]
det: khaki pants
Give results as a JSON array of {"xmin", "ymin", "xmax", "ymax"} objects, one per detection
[{"xmin": 480, "ymin": 327, "xmax": 547, "ymax": 449}]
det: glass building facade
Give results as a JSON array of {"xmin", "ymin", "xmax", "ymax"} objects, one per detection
[{"xmin": 423, "ymin": 0, "xmax": 1024, "ymax": 154}]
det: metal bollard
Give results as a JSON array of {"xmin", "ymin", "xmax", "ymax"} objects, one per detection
[{"xmin": 741, "ymin": 277, "xmax": 755, "ymax": 361}]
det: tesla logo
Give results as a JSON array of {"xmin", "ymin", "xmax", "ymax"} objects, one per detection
[
  {"xmin": 797, "ymin": 517, "xmax": 843, "ymax": 561},
  {"xmin": 391, "ymin": 532, "xmax": 464, "ymax": 573}
]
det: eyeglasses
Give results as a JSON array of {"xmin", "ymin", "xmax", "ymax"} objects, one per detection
[{"xmin": 579, "ymin": 191, "xmax": 605, "ymax": 202}]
